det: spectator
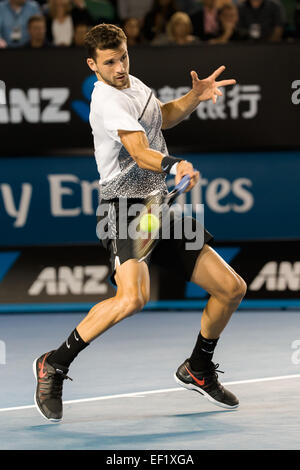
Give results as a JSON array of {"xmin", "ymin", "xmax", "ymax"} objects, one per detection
[
  {"xmin": 190, "ymin": 0, "xmax": 221, "ymax": 40},
  {"xmin": 217, "ymin": 0, "xmax": 233, "ymax": 8},
  {"xmin": 238, "ymin": 0, "xmax": 284, "ymax": 42},
  {"xmin": 209, "ymin": 3, "xmax": 242, "ymax": 42},
  {"xmin": 122, "ymin": 17, "xmax": 145, "ymax": 45},
  {"xmin": 72, "ymin": 21, "xmax": 89, "ymax": 45},
  {"xmin": 25, "ymin": 13, "xmax": 51, "ymax": 46},
  {"xmin": 0, "ymin": 0, "xmax": 41, "ymax": 48},
  {"xmin": 278, "ymin": 0, "xmax": 294, "ymax": 38},
  {"xmin": 272, "ymin": 0, "xmax": 287, "ymax": 27},
  {"xmin": 152, "ymin": 11, "xmax": 201, "ymax": 44},
  {"xmin": 71, "ymin": 0, "xmax": 93, "ymax": 26},
  {"xmin": 117, "ymin": 0, "xmax": 153, "ymax": 22},
  {"xmin": 142, "ymin": 0, "xmax": 178, "ymax": 42},
  {"xmin": 45, "ymin": 0, "xmax": 74, "ymax": 46}
]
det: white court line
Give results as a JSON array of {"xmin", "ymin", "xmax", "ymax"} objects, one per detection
[{"xmin": 1, "ymin": 373, "xmax": 300, "ymax": 413}]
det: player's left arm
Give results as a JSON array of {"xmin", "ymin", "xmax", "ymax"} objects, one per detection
[{"xmin": 158, "ymin": 65, "xmax": 236, "ymax": 129}]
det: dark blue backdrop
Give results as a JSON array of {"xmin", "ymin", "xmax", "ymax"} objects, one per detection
[{"xmin": 0, "ymin": 151, "xmax": 299, "ymax": 246}]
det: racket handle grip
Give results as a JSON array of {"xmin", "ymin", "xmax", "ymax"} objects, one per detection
[{"xmin": 176, "ymin": 174, "xmax": 191, "ymax": 193}]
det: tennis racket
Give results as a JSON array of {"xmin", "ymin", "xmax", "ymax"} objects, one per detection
[{"xmin": 134, "ymin": 174, "xmax": 191, "ymax": 261}]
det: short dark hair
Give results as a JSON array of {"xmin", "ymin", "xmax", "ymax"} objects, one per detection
[
  {"xmin": 84, "ymin": 23, "xmax": 127, "ymax": 60},
  {"xmin": 28, "ymin": 14, "xmax": 46, "ymax": 28}
]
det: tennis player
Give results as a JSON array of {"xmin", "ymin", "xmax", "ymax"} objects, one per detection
[{"xmin": 33, "ymin": 24, "xmax": 247, "ymax": 421}]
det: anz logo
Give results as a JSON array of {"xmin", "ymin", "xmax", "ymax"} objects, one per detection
[
  {"xmin": 28, "ymin": 265, "xmax": 109, "ymax": 296},
  {"xmin": 0, "ymin": 75, "xmax": 96, "ymax": 124},
  {"xmin": 71, "ymin": 75, "xmax": 97, "ymax": 122},
  {"xmin": 250, "ymin": 262, "xmax": 300, "ymax": 291}
]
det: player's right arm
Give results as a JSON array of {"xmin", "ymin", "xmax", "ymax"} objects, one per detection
[
  {"xmin": 118, "ymin": 129, "xmax": 164, "ymax": 172},
  {"xmin": 118, "ymin": 129, "xmax": 199, "ymax": 190}
]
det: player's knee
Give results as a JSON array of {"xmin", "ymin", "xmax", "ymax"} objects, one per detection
[
  {"xmin": 239, "ymin": 277, "xmax": 247, "ymax": 299},
  {"xmin": 142, "ymin": 289, "xmax": 150, "ymax": 306},
  {"xmin": 145, "ymin": 293, "xmax": 151, "ymax": 305},
  {"xmin": 226, "ymin": 275, "xmax": 247, "ymax": 304},
  {"xmin": 121, "ymin": 292, "xmax": 146, "ymax": 317}
]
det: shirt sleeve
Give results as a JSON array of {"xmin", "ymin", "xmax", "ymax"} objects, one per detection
[{"xmin": 101, "ymin": 93, "xmax": 145, "ymax": 143}]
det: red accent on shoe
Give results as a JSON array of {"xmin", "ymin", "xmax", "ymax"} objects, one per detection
[{"xmin": 185, "ymin": 365, "xmax": 205, "ymax": 386}]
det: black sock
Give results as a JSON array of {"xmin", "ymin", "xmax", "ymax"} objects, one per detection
[
  {"xmin": 189, "ymin": 331, "xmax": 219, "ymax": 371},
  {"xmin": 47, "ymin": 329, "xmax": 89, "ymax": 369}
]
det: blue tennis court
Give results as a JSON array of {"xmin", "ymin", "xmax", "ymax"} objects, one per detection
[{"xmin": 1, "ymin": 309, "xmax": 299, "ymax": 450}]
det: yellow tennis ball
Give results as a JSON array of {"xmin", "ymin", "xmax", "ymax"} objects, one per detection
[{"xmin": 140, "ymin": 214, "xmax": 159, "ymax": 233}]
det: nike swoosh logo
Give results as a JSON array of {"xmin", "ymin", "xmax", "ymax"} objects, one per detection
[
  {"xmin": 38, "ymin": 353, "xmax": 49, "ymax": 379},
  {"xmin": 74, "ymin": 331, "xmax": 79, "ymax": 341},
  {"xmin": 66, "ymin": 340, "xmax": 70, "ymax": 349},
  {"xmin": 202, "ymin": 339, "xmax": 213, "ymax": 344},
  {"xmin": 185, "ymin": 365, "xmax": 205, "ymax": 386},
  {"xmin": 201, "ymin": 348, "xmax": 213, "ymax": 354},
  {"xmin": 162, "ymin": 165, "xmax": 169, "ymax": 171}
]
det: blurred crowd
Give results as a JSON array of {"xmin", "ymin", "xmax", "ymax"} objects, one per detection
[{"xmin": 0, "ymin": 0, "xmax": 299, "ymax": 49}]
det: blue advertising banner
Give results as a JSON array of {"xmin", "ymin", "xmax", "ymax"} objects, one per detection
[
  {"xmin": 0, "ymin": 151, "xmax": 299, "ymax": 246},
  {"xmin": 184, "ymin": 151, "xmax": 300, "ymax": 240},
  {"xmin": 0, "ymin": 156, "xmax": 100, "ymax": 245}
]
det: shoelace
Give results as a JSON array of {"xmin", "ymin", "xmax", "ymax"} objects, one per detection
[
  {"xmin": 42, "ymin": 370, "xmax": 73, "ymax": 399},
  {"xmin": 54, "ymin": 369, "xmax": 73, "ymax": 382},
  {"xmin": 206, "ymin": 363, "xmax": 224, "ymax": 390},
  {"xmin": 213, "ymin": 363, "xmax": 224, "ymax": 376}
]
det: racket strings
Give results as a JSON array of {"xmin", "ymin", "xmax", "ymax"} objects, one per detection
[{"xmin": 135, "ymin": 194, "xmax": 163, "ymax": 259}]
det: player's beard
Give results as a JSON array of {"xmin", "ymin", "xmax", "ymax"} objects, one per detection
[
  {"xmin": 114, "ymin": 74, "xmax": 129, "ymax": 89},
  {"xmin": 97, "ymin": 67, "xmax": 129, "ymax": 89}
]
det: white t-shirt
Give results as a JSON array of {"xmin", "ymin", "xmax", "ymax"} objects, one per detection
[
  {"xmin": 89, "ymin": 74, "xmax": 168, "ymax": 199},
  {"xmin": 52, "ymin": 16, "xmax": 73, "ymax": 46}
]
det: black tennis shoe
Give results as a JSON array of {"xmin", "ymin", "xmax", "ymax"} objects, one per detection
[
  {"xmin": 174, "ymin": 359, "xmax": 239, "ymax": 409},
  {"xmin": 33, "ymin": 351, "xmax": 72, "ymax": 422}
]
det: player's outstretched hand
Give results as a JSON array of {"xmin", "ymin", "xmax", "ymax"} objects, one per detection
[
  {"xmin": 191, "ymin": 65, "xmax": 236, "ymax": 104},
  {"xmin": 175, "ymin": 161, "xmax": 199, "ymax": 192}
]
